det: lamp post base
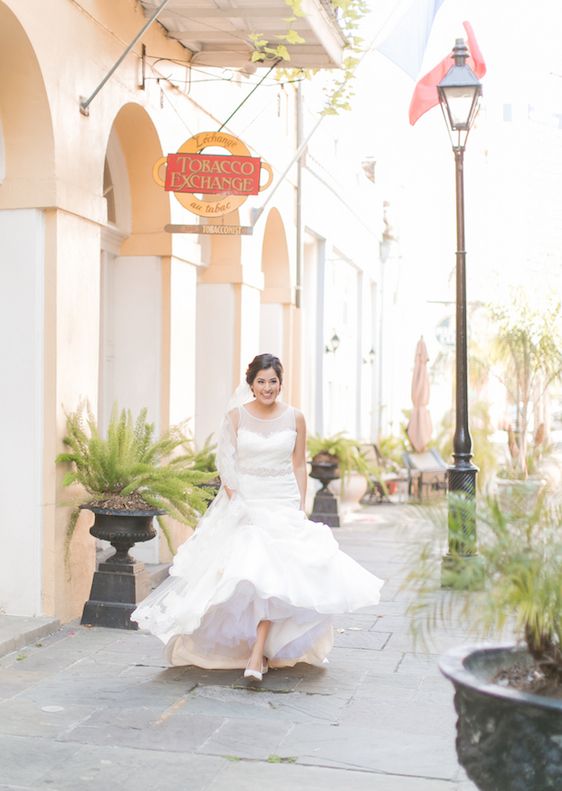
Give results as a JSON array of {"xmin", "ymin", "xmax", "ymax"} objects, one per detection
[
  {"xmin": 441, "ymin": 551, "xmax": 483, "ymax": 590},
  {"xmin": 448, "ymin": 465, "xmax": 477, "ymax": 497},
  {"xmin": 443, "ymin": 463, "xmax": 479, "ymax": 588}
]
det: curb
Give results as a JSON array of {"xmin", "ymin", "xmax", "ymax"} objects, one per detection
[
  {"xmin": 0, "ymin": 563, "xmax": 170, "ymax": 657},
  {"xmin": 0, "ymin": 616, "xmax": 61, "ymax": 659}
]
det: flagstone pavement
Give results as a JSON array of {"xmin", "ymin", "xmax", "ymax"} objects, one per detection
[{"xmin": 0, "ymin": 504, "xmax": 479, "ymax": 791}]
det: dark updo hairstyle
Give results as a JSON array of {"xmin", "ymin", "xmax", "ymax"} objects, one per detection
[{"xmin": 245, "ymin": 353, "xmax": 284, "ymax": 386}]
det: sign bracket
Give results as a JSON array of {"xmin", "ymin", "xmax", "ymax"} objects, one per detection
[{"xmin": 80, "ymin": 0, "xmax": 172, "ymax": 116}]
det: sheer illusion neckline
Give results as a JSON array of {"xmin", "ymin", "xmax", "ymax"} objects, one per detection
[{"xmin": 241, "ymin": 404, "xmax": 291, "ymax": 422}]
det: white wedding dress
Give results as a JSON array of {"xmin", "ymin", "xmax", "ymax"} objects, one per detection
[{"xmin": 131, "ymin": 404, "xmax": 383, "ymax": 668}]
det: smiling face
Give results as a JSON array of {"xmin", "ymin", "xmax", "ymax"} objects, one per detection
[{"xmin": 251, "ymin": 367, "xmax": 281, "ymax": 406}]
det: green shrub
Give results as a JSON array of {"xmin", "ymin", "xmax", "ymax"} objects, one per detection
[
  {"xmin": 407, "ymin": 492, "xmax": 562, "ymax": 686},
  {"xmin": 307, "ymin": 432, "xmax": 387, "ymax": 496},
  {"xmin": 56, "ymin": 403, "xmax": 213, "ymax": 555},
  {"xmin": 186, "ymin": 434, "xmax": 218, "ymax": 474}
]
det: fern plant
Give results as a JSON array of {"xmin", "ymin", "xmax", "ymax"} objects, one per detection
[
  {"xmin": 186, "ymin": 434, "xmax": 218, "ymax": 474},
  {"xmin": 56, "ymin": 403, "xmax": 214, "ymax": 555},
  {"xmin": 407, "ymin": 493, "xmax": 562, "ymax": 690}
]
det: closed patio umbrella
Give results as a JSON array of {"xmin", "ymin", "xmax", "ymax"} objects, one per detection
[{"xmin": 407, "ymin": 337, "xmax": 433, "ymax": 452}]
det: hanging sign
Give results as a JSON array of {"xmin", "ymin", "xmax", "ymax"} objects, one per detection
[
  {"xmin": 153, "ymin": 131, "xmax": 273, "ymax": 222},
  {"xmin": 164, "ymin": 153, "xmax": 262, "ymax": 196},
  {"xmin": 163, "ymin": 223, "xmax": 253, "ymax": 236}
]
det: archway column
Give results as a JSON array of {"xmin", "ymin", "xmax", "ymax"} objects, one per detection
[
  {"xmin": 162, "ymin": 255, "xmax": 198, "ymax": 428},
  {"xmin": 195, "ymin": 262, "xmax": 263, "ymax": 444},
  {"xmin": 260, "ymin": 287, "xmax": 301, "ymax": 408},
  {"xmin": 0, "ymin": 208, "xmax": 46, "ymax": 616},
  {"xmin": 0, "ymin": 206, "xmax": 93, "ymax": 621},
  {"xmin": 41, "ymin": 208, "xmax": 102, "ymax": 621}
]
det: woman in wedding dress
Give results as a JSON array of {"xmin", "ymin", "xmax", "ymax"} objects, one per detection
[{"xmin": 131, "ymin": 353, "xmax": 383, "ymax": 681}]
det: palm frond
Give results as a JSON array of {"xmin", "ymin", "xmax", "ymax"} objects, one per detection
[
  {"xmin": 56, "ymin": 402, "xmax": 215, "ymax": 558},
  {"xmin": 405, "ymin": 493, "xmax": 562, "ymax": 678}
]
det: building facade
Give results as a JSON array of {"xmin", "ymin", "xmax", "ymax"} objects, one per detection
[{"xmin": 0, "ymin": 0, "xmax": 385, "ymax": 622}]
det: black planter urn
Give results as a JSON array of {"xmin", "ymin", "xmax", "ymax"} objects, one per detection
[
  {"xmin": 81, "ymin": 505, "xmax": 163, "ymax": 630},
  {"xmin": 439, "ymin": 643, "xmax": 562, "ymax": 790},
  {"xmin": 199, "ymin": 477, "xmax": 221, "ymax": 502},
  {"xmin": 309, "ymin": 456, "xmax": 340, "ymax": 528}
]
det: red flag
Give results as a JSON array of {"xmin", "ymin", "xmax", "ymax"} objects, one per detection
[{"xmin": 409, "ymin": 21, "xmax": 486, "ymax": 126}]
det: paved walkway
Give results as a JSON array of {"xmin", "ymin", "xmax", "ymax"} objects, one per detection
[{"xmin": 0, "ymin": 504, "xmax": 477, "ymax": 790}]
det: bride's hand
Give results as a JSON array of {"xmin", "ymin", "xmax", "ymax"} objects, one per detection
[{"xmin": 225, "ymin": 485, "xmax": 235, "ymax": 499}]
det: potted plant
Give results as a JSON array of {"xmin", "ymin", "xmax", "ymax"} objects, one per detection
[
  {"xmin": 307, "ymin": 433, "xmax": 390, "ymax": 519},
  {"xmin": 407, "ymin": 493, "xmax": 562, "ymax": 790},
  {"xmin": 56, "ymin": 403, "xmax": 213, "ymax": 628},
  {"xmin": 57, "ymin": 402, "xmax": 213, "ymax": 552},
  {"xmin": 378, "ymin": 433, "xmax": 408, "ymax": 471},
  {"xmin": 308, "ymin": 433, "xmax": 373, "ymax": 488}
]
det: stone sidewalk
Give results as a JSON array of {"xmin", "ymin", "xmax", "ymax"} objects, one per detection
[{"xmin": 0, "ymin": 504, "xmax": 477, "ymax": 790}]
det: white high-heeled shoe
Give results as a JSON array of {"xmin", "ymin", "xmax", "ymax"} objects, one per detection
[
  {"xmin": 244, "ymin": 657, "xmax": 268, "ymax": 681},
  {"xmin": 244, "ymin": 663, "xmax": 263, "ymax": 681}
]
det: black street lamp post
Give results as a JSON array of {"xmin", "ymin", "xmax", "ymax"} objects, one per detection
[{"xmin": 437, "ymin": 39, "xmax": 482, "ymax": 575}]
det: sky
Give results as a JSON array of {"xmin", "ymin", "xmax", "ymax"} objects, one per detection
[
  {"xmin": 341, "ymin": 0, "xmax": 562, "ymax": 429},
  {"xmin": 356, "ymin": 0, "xmax": 562, "ymax": 294}
]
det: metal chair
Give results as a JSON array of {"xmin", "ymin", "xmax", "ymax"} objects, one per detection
[
  {"xmin": 402, "ymin": 448, "xmax": 448, "ymax": 500},
  {"xmin": 360, "ymin": 444, "xmax": 408, "ymax": 505}
]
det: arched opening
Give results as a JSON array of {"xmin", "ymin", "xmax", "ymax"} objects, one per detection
[
  {"xmin": 260, "ymin": 208, "xmax": 297, "ymax": 401},
  {"xmin": 261, "ymin": 207, "xmax": 291, "ymax": 290},
  {"xmin": 103, "ymin": 158, "xmax": 117, "ymax": 225},
  {"xmin": 0, "ymin": 2, "xmax": 55, "ymax": 616},
  {"xmin": 99, "ymin": 103, "xmax": 171, "ymax": 563},
  {"xmin": 0, "ymin": 3, "xmax": 55, "ymax": 210},
  {"xmin": 111, "ymin": 103, "xmax": 170, "ymax": 249},
  {"xmin": 102, "ymin": 128, "xmax": 131, "ymax": 234}
]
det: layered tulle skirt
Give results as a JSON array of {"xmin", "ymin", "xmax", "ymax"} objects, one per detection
[{"xmin": 131, "ymin": 476, "xmax": 384, "ymax": 669}]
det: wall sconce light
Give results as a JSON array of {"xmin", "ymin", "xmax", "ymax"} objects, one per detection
[
  {"xmin": 362, "ymin": 347, "xmax": 376, "ymax": 365},
  {"xmin": 324, "ymin": 332, "xmax": 340, "ymax": 354}
]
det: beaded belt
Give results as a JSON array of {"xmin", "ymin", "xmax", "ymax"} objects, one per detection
[{"xmin": 238, "ymin": 465, "xmax": 293, "ymax": 477}]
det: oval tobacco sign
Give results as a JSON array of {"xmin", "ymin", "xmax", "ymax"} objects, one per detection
[{"xmin": 153, "ymin": 131, "xmax": 273, "ymax": 218}]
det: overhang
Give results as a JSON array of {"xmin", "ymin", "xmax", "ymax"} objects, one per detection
[{"xmin": 139, "ymin": 0, "xmax": 347, "ymax": 69}]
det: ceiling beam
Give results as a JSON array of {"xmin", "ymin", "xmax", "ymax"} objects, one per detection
[
  {"xmin": 160, "ymin": 6, "xmax": 304, "ymax": 18},
  {"xmin": 169, "ymin": 30, "xmax": 313, "ymax": 43}
]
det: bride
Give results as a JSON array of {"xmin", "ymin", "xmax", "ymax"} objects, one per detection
[{"xmin": 131, "ymin": 353, "xmax": 383, "ymax": 681}]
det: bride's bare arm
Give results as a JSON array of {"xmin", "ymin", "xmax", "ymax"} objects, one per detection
[{"xmin": 293, "ymin": 410, "xmax": 307, "ymax": 510}]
